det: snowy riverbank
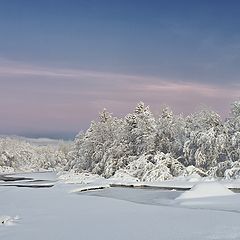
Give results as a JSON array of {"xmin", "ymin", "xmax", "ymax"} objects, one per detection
[{"xmin": 1, "ymin": 172, "xmax": 240, "ymax": 240}]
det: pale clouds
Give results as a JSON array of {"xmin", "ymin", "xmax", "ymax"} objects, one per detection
[{"xmin": 0, "ymin": 59, "xmax": 239, "ymax": 136}]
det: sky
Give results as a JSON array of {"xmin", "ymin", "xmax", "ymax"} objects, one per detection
[{"xmin": 0, "ymin": 0, "xmax": 239, "ymax": 139}]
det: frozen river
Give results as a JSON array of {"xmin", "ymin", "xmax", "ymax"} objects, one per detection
[{"xmin": 1, "ymin": 172, "xmax": 240, "ymax": 240}]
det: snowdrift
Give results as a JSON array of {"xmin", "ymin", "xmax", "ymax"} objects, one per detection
[
  {"xmin": 176, "ymin": 182, "xmax": 235, "ymax": 200},
  {"xmin": 0, "ymin": 215, "xmax": 19, "ymax": 226}
]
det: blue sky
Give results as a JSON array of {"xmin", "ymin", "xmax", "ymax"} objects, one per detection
[{"xmin": 0, "ymin": 0, "xmax": 239, "ymax": 139}]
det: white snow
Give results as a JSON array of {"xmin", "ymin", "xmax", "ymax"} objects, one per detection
[
  {"xmin": 1, "ymin": 172, "xmax": 240, "ymax": 240},
  {"xmin": 58, "ymin": 171, "xmax": 105, "ymax": 184},
  {"xmin": 176, "ymin": 182, "xmax": 235, "ymax": 200},
  {"xmin": 109, "ymin": 169, "xmax": 139, "ymax": 183},
  {"xmin": 0, "ymin": 166, "xmax": 14, "ymax": 174},
  {"xmin": 0, "ymin": 216, "xmax": 19, "ymax": 226}
]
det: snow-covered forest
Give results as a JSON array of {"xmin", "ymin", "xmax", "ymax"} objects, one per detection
[
  {"xmin": 0, "ymin": 138, "xmax": 70, "ymax": 173},
  {"xmin": 1, "ymin": 100, "xmax": 240, "ymax": 181}
]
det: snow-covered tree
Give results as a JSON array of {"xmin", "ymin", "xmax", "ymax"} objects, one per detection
[
  {"xmin": 123, "ymin": 102, "xmax": 156, "ymax": 156},
  {"xmin": 224, "ymin": 100, "xmax": 240, "ymax": 162},
  {"xmin": 154, "ymin": 106, "xmax": 186, "ymax": 158},
  {"xmin": 67, "ymin": 109, "xmax": 124, "ymax": 176},
  {"xmin": 2, "ymin": 99, "xmax": 239, "ymax": 180},
  {"xmin": 183, "ymin": 109, "xmax": 227, "ymax": 170},
  {"xmin": 0, "ymin": 137, "xmax": 70, "ymax": 173}
]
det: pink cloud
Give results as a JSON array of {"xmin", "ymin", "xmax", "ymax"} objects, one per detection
[{"xmin": 0, "ymin": 58, "xmax": 239, "ymax": 135}]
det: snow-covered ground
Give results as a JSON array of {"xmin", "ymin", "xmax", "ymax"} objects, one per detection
[{"xmin": 1, "ymin": 172, "xmax": 240, "ymax": 240}]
